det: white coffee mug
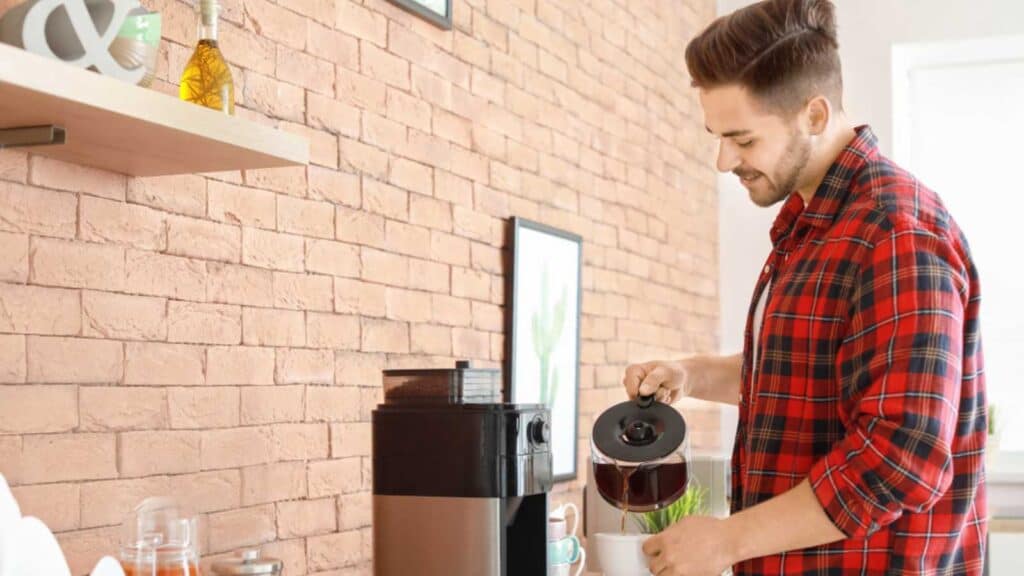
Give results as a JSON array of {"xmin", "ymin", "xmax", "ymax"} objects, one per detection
[
  {"xmin": 548, "ymin": 502, "xmax": 579, "ymax": 542},
  {"xmin": 593, "ymin": 532, "xmax": 651, "ymax": 576}
]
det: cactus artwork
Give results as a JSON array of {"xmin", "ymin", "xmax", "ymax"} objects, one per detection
[
  {"xmin": 532, "ymin": 264, "xmax": 568, "ymax": 407},
  {"xmin": 512, "ymin": 218, "xmax": 582, "ymax": 480}
]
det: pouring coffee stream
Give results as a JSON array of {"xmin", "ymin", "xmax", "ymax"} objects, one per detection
[
  {"xmin": 620, "ymin": 467, "xmax": 635, "ymax": 532},
  {"xmin": 591, "ymin": 394, "xmax": 690, "ymax": 533}
]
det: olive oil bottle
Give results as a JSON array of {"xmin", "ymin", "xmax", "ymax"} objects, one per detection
[{"xmin": 179, "ymin": 0, "xmax": 234, "ymax": 114}]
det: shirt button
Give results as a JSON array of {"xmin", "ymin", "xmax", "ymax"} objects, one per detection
[{"xmin": 764, "ymin": 264, "xmax": 771, "ymax": 274}]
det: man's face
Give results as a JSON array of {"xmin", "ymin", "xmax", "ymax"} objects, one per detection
[{"xmin": 700, "ymin": 85, "xmax": 812, "ymax": 207}]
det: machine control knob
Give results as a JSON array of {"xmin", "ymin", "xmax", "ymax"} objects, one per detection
[{"xmin": 528, "ymin": 415, "xmax": 550, "ymax": 446}]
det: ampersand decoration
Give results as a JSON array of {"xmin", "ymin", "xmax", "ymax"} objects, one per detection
[{"xmin": 0, "ymin": 0, "xmax": 146, "ymax": 84}]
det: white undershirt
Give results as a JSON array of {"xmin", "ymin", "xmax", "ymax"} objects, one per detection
[{"xmin": 751, "ymin": 282, "xmax": 770, "ymax": 380}]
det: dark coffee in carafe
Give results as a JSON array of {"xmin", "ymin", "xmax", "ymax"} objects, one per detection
[{"xmin": 593, "ymin": 462, "xmax": 689, "ymax": 512}]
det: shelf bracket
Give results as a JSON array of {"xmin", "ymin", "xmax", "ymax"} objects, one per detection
[{"xmin": 0, "ymin": 125, "xmax": 66, "ymax": 149}]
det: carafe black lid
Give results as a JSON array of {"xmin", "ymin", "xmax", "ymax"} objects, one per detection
[{"xmin": 592, "ymin": 395, "xmax": 686, "ymax": 463}]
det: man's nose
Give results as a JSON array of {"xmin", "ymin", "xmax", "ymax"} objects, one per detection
[{"xmin": 716, "ymin": 141, "xmax": 740, "ymax": 173}]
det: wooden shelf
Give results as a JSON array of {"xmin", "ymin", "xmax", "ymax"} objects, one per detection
[
  {"xmin": 0, "ymin": 42, "xmax": 308, "ymax": 176},
  {"xmin": 991, "ymin": 518, "xmax": 1024, "ymax": 533}
]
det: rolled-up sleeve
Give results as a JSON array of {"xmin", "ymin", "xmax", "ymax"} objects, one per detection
[{"xmin": 807, "ymin": 220, "xmax": 968, "ymax": 539}]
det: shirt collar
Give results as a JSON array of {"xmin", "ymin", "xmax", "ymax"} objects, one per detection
[{"xmin": 769, "ymin": 125, "xmax": 879, "ymax": 245}]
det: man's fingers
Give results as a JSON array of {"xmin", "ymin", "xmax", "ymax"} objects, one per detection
[
  {"xmin": 647, "ymin": 550, "xmax": 669, "ymax": 576},
  {"xmin": 623, "ymin": 364, "xmax": 647, "ymax": 399},
  {"xmin": 642, "ymin": 533, "xmax": 660, "ymax": 557},
  {"xmin": 626, "ymin": 361, "xmax": 683, "ymax": 402},
  {"xmin": 638, "ymin": 365, "xmax": 668, "ymax": 397}
]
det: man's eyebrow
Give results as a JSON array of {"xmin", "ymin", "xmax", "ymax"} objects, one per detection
[{"xmin": 706, "ymin": 126, "xmax": 752, "ymax": 138}]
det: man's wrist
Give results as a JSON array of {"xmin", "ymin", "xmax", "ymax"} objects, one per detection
[
  {"xmin": 720, "ymin": 512, "xmax": 753, "ymax": 566},
  {"xmin": 677, "ymin": 356, "xmax": 701, "ymax": 399}
]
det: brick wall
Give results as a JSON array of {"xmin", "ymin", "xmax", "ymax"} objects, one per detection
[{"xmin": 0, "ymin": 0, "xmax": 719, "ymax": 573}]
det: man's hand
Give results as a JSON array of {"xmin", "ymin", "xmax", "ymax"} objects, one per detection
[
  {"xmin": 642, "ymin": 516, "xmax": 737, "ymax": 576},
  {"xmin": 622, "ymin": 355, "xmax": 742, "ymax": 406},
  {"xmin": 622, "ymin": 360, "xmax": 690, "ymax": 404}
]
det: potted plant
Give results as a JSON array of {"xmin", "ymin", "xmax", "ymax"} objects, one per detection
[
  {"xmin": 987, "ymin": 403, "xmax": 1001, "ymax": 469},
  {"xmin": 634, "ymin": 484, "xmax": 708, "ymax": 535}
]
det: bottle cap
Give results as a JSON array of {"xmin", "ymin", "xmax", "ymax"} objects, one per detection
[{"xmin": 199, "ymin": 0, "xmax": 221, "ymax": 18}]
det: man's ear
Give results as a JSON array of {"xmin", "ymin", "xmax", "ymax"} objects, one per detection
[{"xmin": 805, "ymin": 95, "xmax": 831, "ymax": 136}]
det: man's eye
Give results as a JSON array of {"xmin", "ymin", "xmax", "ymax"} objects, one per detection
[{"xmin": 737, "ymin": 140, "xmax": 754, "ymax": 148}]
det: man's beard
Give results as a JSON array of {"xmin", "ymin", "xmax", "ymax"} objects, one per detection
[{"xmin": 744, "ymin": 130, "xmax": 812, "ymax": 208}]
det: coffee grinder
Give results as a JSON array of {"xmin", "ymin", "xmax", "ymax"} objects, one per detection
[{"xmin": 373, "ymin": 361, "xmax": 553, "ymax": 575}]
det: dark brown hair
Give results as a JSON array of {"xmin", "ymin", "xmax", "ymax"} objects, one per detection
[{"xmin": 685, "ymin": 0, "xmax": 843, "ymax": 114}]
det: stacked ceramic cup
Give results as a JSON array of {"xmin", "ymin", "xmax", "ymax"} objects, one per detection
[{"xmin": 548, "ymin": 503, "xmax": 585, "ymax": 576}]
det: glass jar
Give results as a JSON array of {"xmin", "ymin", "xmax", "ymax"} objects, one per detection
[
  {"xmin": 119, "ymin": 497, "xmax": 200, "ymax": 576},
  {"xmin": 210, "ymin": 549, "xmax": 282, "ymax": 576}
]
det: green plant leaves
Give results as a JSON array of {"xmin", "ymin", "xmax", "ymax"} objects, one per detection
[{"xmin": 634, "ymin": 484, "xmax": 708, "ymax": 534}]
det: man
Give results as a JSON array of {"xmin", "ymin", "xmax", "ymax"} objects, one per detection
[{"xmin": 621, "ymin": 0, "xmax": 988, "ymax": 574}]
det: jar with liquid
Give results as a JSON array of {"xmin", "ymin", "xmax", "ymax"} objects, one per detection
[
  {"xmin": 119, "ymin": 497, "xmax": 201, "ymax": 576},
  {"xmin": 211, "ymin": 549, "xmax": 283, "ymax": 576},
  {"xmin": 179, "ymin": 0, "xmax": 234, "ymax": 114},
  {"xmin": 590, "ymin": 396, "xmax": 690, "ymax": 531}
]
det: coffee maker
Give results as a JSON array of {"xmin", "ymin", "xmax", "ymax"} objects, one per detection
[{"xmin": 373, "ymin": 361, "xmax": 553, "ymax": 576}]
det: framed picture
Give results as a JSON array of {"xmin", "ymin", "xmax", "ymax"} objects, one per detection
[
  {"xmin": 509, "ymin": 217, "xmax": 582, "ymax": 483},
  {"xmin": 387, "ymin": 0, "xmax": 452, "ymax": 30}
]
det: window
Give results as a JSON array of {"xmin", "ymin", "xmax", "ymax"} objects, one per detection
[{"xmin": 893, "ymin": 35, "xmax": 1024, "ymax": 465}]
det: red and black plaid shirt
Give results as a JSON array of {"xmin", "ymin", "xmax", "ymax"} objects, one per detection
[{"xmin": 733, "ymin": 126, "xmax": 987, "ymax": 575}]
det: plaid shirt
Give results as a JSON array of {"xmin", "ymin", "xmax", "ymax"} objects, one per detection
[{"xmin": 733, "ymin": 126, "xmax": 987, "ymax": 575}]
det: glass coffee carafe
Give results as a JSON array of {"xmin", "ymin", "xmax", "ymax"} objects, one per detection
[
  {"xmin": 591, "ymin": 395, "xmax": 690, "ymax": 528},
  {"xmin": 120, "ymin": 497, "xmax": 201, "ymax": 576}
]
